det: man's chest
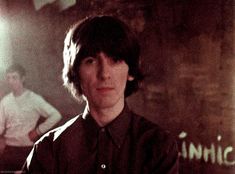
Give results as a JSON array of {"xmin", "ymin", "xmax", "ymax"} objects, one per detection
[
  {"xmin": 4, "ymin": 98, "xmax": 39, "ymax": 124},
  {"xmin": 54, "ymin": 134, "xmax": 152, "ymax": 174}
]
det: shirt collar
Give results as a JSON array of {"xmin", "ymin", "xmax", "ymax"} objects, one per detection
[
  {"xmin": 106, "ymin": 104, "xmax": 131, "ymax": 148},
  {"xmin": 82, "ymin": 106, "xmax": 99, "ymax": 150},
  {"xmin": 82, "ymin": 103, "xmax": 132, "ymax": 149}
]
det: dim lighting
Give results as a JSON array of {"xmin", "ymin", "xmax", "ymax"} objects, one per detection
[{"xmin": 0, "ymin": 12, "xmax": 12, "ymax": 80}]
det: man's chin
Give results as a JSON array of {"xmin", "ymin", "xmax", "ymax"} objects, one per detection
[{"xmin": 92, "ymin": 99, "xmax": 120, "ymax": 109}]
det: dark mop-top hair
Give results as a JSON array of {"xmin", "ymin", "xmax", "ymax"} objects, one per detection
[
  {"xmin": 6, "ymin": 63, "xmax": 26, "ymax": 77},
  {"xmin": 62, "ymin": 15, "xmax": 143, "ymax": 100}
]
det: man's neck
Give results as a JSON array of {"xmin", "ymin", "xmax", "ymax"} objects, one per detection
[
  {"xmin": 88, "ymin": 101, "xmax": 125, "ymax": 127},
  {"xmin": 13, "ymin": 87, "xmax": 26, "ymax": 97}
]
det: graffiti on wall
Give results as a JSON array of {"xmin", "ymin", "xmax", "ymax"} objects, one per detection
[{"xmin": 178, "ymin": 131, "xmax": 235, "ymax": 166}]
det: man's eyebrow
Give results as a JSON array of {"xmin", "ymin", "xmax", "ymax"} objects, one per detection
[{"xmin": 82, "ymin": 56, "xmax": 97, "ymax": 60}]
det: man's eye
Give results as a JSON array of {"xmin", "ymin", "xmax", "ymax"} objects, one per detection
[{"xmin": 83, "ymin": 57, "xmax": 96, "ymax": 65}]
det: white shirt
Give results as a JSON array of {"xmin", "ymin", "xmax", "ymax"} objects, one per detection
[{"xmin": 0, "ymin": 89, "xmax": 62, "ymax": 147}]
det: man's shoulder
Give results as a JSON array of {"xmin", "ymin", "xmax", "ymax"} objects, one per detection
[
  {"xmin": 131, "ymin": 113, "xmax": 175, "ymax": 146},
  {"xmin": 25, "ymin": 90, "xmax": 42, "ymax": 99},
  {"xmin": 130, "ymin": 113, "xmax": 178, "ymax": 160},
  {"xmin": 35, "ymin": 114, "xmax": 83, "ymax": 145},
  {"xmin": 0, "ymin": 92, "xmax": 13, "ymax": 104},
  {"xmin": 131, "ymin": 113, "xmax": 164, "ymax": 133},
  {"xmin": 25, "ymin": 90, "xmax": 51, "ymax": 105}
]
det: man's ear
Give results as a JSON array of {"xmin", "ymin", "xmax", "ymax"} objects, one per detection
[{"xmin": 127, "ymin": 75, "xmax": 134, "ymax": 81}]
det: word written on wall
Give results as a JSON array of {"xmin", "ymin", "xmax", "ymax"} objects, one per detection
[{"xmin": 178, "ymin": 131, "xmax": 235, "ymax": 166}]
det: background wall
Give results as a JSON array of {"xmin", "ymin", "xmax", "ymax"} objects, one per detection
[{"xmin": 0, "ymin": 0, "xmax": 234, "ymax": 173}]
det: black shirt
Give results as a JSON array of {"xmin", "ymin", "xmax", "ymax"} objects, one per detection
[{"xmin": 23, "ymin": 105, "xmax": 178, "ymax": 174}]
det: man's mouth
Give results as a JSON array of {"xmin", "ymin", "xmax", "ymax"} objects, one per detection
[{"xmin": 96, "ymin": 87, "xmax": 114, "ymax": 93}]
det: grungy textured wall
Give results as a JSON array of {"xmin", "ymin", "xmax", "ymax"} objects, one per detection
[{"xmin": 0, "ymin": 0, "xmax": 234, "ymax": 173}]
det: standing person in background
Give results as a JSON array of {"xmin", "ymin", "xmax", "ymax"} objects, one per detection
[
  {"xmin": 0, "ymin": 64, "xmax": 62, "ymax": 172},
  {"xmin": 23, "ymin": 16, "xmax": 178, "ymax": 173}
]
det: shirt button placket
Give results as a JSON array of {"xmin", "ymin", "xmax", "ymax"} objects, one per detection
[{"xmin": 98, "ymin": 128, "xmax": 108, "ymax": 173}]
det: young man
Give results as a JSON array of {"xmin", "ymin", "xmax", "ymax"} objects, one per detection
[
  {"xmin": 24, "ymin": 16, "xmax": 179, "ymax": 173},
  {"xmin": 0, "ymin": 64, "xmax": 62, "ymax": 172}
]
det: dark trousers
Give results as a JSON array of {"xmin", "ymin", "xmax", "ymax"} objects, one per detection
[{"xmin": 0, "ymin": 145, "xmax": 32, "ymax": 172}]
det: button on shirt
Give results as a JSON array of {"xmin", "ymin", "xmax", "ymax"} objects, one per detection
[{"xmin": 24, "ymin": 104, "xmax": 179, "ymax": 174}]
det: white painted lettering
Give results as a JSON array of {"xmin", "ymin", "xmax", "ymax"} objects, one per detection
[{"xmin": 178, "ymin": 132, "xmax": 235, "ymax": 166}]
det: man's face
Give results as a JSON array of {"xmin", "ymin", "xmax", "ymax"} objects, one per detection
[
  {"xmin": 6, "ymin": 71, "xmax": 24, "ymax": 92},
  {"xmin": 78, "ymin": 52, "xmax": 133, "ymax": 110}
]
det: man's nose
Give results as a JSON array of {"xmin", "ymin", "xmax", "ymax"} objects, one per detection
[{"xmin": 98, "ymin": 59, "xmax": 111, "ymax": 80}]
